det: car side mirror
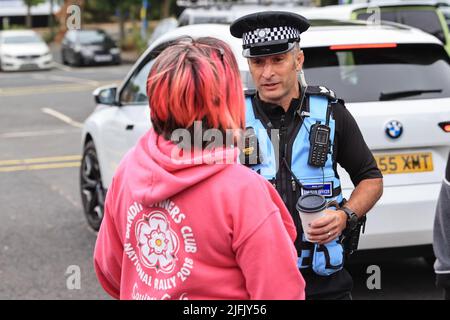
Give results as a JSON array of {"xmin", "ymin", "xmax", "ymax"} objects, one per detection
[{"xmin": 93, "ymin": 85, "xmax": 117, "ymax": 106}]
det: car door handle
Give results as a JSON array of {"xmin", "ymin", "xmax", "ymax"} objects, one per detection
[{"xmin": 126, "ymin": 124, "xmax": 134, "ymax": 130}]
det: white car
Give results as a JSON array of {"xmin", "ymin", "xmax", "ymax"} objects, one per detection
[
  {"xmin": 0, "ymin": 30, "xmax": 53, "ymax": 71},
  {"xmin": 300, "ymin": 1, "xmax": 450, "ymax": 54},
  {"xmin": 178, "ymin": 2, "xmax": 311, "ymax": 26},
  {"xmin": 81, "ymin": 21, "xmax": 450, "ymax": 261}
]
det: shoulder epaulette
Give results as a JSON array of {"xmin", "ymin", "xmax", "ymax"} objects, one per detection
[{"xmin": 305, "ymin": 85, "xmax": 338, "ymax": 101}]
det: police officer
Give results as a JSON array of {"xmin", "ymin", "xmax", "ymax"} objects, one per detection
[
  {"xmin": 433, "ymin": 151, "xmax": 450, "ymax": 300},
  {"xmin": 230, "ymin": 11, "xmax": 384, "ymax": 300}
]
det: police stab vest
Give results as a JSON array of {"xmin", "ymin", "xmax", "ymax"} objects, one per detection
[{"xmin": 244, "ymin": 93, "xmax": 345, "ymax": 276}]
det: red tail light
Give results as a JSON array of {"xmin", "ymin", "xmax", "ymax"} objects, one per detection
[
  {"xmin": 329, "ymin": 43, "xmax": 398, "ymax": 50},
  {"xmin": 438, "ymin": 122, "xmax": 450, "ymax": 132}
]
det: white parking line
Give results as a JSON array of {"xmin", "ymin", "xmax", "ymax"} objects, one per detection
[
  {"xmin": 0, "ymin": 128, "xmax": 80, "ymax": 138},
  {"xmin": 53, "ymin": 61, "xmax": 129, "ymax": 74},
  {"xmin": 41, "ymin": 108, "xmax": 83, "ymax": 128},
  {"xmin": 0, "ymin": 81, "xmax": 120, "ymax": 97},
  {"xmin": 32, "ymin": 73, "xmax": 101, "ymax": 86}
]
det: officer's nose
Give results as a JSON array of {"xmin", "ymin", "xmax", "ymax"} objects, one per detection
[{"xmin": 261, "ymin": 62, "xmax": 274, "ymax": 80}]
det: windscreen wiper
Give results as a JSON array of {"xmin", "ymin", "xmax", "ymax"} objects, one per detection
[{"xmin": 379, "ymin": 89, "xmax": 442, "ymax": 101}]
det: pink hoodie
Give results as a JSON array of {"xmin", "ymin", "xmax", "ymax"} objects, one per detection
[{"xmin": 94, "ymin": 129, "xmax": 305, "ymax": 300}]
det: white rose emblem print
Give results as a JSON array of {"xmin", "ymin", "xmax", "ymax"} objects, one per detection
[
  {"xmin": 136, "ymin": 212, "xmax": 179, "ymax": 273},
  {"xmin": 123, "ymin": 200, "xmax": 198, "ymax": 300}
]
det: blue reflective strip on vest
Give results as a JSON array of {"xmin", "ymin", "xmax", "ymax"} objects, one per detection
[{"xmin": 245, "ymin": 97, "xmax": 277, "ymax": 179}]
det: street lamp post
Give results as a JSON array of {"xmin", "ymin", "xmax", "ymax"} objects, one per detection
[
  {"xmin": 141, "ymin": 0, "xmax": 149, "ymax": 41},
  {"xmin": 49, "ymin": 0, "xmax": 55, "ymax": 41}
]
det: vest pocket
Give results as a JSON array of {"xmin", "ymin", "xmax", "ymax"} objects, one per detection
[{"xmin": 312, "ymin": 239, "xmax": 344, "ymax": 276}]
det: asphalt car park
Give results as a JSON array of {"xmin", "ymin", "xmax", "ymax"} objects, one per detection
[
  {"xmin": 0, "ymin": 64, "xmax": 129, "ymax": 299},
  {"xmin": 0, "ymin": 29, "xmax": 446, "ymax": 299}
]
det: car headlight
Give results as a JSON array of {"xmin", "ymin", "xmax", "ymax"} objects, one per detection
[{"xmin": 110, "ymin": 48, "xmax": 121, "ymax": 55}]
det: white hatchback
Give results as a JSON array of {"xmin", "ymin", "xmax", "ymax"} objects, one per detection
[
  {"xmin": 0, "ymin": 30, "xmax": 53, "ymax": 71},
  {"xmin": 81, "ymin": 21, "xmax": 450, "ymax": 260}
]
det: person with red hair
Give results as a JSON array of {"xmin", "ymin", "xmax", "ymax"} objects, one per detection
[{"xmin": 94, "ymin": 37, "xmax": 305, "ymax": 300}]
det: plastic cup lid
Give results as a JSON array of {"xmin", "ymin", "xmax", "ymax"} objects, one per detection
[{"xmin": 296, "ymin": 193, "xmax": 326, "ymax": 213}]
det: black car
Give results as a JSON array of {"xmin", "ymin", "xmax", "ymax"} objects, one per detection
[{"xmin": 61, "ymin": 29, "xmax": 121, "ymax": 66}]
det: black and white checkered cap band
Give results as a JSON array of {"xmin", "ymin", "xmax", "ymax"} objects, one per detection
[{"xmin": 243, "ymin": 26, "xmax": 300, "ymax": 46}]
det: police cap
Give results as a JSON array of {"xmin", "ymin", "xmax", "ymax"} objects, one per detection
[{"xmin": 230, "ymin": 11, "xmax": 310, "ymax": 58}]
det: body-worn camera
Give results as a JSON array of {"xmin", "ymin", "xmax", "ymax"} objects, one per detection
[{"xmin": 308, "ymin": 123, "xmax": 331, "ymax": 167}]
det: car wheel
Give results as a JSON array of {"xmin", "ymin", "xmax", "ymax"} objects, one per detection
[
  {"xmin": 80, "ymin": 140, "xmax": 105, "ymax": 231},
  {"xmin": 74, "ymin": 55, "xmax": 84, "ymax": 67},
  {"xmin": 62, "ymin": 52, "xmax": 68, "ymax": 65}
]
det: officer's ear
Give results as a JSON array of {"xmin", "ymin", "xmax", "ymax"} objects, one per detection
[{"xmin": 295, "ymin": 49, "xmax": 304, "ymax": 72}]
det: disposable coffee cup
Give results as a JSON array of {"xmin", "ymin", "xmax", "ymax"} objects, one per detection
[{"xmin": 296, "ymin": 193, "xmax": 327, "ymax": 242}]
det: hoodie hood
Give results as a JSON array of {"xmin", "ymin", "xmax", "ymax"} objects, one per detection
[{"xmin": 125, "ymin": 129, "xmax": 239, "ymax": 206}]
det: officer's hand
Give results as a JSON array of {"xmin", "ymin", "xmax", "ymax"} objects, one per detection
[{"xmin": 307, "ymin": 210, "xmax": 347, "ymax": 245}]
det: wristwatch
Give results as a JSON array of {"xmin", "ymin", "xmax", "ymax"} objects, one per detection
[{"xmin": 342, "ymin": 206, "xmax": 359, "ymax": 233}]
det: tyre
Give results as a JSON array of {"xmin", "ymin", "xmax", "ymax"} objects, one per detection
[
  {"xmin": 61, "ymin": 51, "xmax": 68, "ymax": 65},
  {"xmin": 72, "ymin": 53, "xmax": 83, "ymax": 67},
  {"xmin": 80, "ymin": 140, "xmax": 105, "ymax": 231}
]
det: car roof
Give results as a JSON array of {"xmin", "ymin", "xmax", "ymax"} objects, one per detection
[
  {"xmin": 300, "ymin": 1, "xmax": 449, "ymax": 20},
  {"xmin": 0, "ymin": 30, "xmax": 39, "ymax": 37},
  {"xmin": 145, "ymin": 22, "xmax": 442, "ymax": 72},
  {"xmin": 151, "ymin": 21, "xmax": 442, "ymax": 49},
  {"xmin": 179, "ymin": 3, "xmax": 309, "ymax": 24},
  {"xmin": 69, "ymin": 29, "xmax": 106, "ymax": 33}
]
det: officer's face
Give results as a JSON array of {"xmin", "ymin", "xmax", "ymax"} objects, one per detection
[{"xmin": 248, "ymin": 48, "xmax": 304, "ymax": 107}]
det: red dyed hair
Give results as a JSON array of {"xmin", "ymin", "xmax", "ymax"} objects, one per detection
[{"xmin": 146, "ymin": 37, "xmax": 245, "ymax": 143}]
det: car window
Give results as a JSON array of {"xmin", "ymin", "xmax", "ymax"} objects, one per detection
[
  {"xmin": 120, "ymin": 42, "xmax": 179, "ymax": 106},
  {"xmin": 120, "ymin": 60, "xmax": 154, "ymax": 105},
  {"xmin": 303, "ymin": 44, "xmax": 450, "ymax": 102},
  {"xmin": 193, "ymin": 15, "xmax": 229, "ymax": 24},
  {"xmin": 3, "ymin": 34, "xmax": 42, "ymax": 44},
  {"xmin": 356, "ymin": 11, "xmax": 396, "ymax": 23},
  {"xmin": 357, "ymin": 9, "xmax": 445, "ymax": 43},
  {"xmin": 78, "ymin": 31, "xmax": 107, "ymax": 44}
]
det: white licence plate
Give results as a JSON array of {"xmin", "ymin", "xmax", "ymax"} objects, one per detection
[
  {"xmin": 20, "ymin": 63, "xmax": 38, "ymax": 70},
  {"xmin": 94, "ymin": 55, "xmax": 112, "ymax": 62}
]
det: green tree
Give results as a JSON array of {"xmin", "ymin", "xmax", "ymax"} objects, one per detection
[
  {"xmin": 87, "ymin": 0, "xmax": 141, "ymax": 46},
  {"xmin": 24, "ymin": 0, "xmax": 46, "ymax": 28},
  {"xmin": 161, "ymin": 0, "xmax": 172, "ymax": 19}
]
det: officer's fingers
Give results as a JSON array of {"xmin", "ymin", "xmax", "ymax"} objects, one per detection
[
  {"xmin": 307, "ymin": 224, "xmax": 332, "ymax": 236},
  {"xmin": 310, "ymin": 215, "xmax": 334, "ymax": 228},
  {"xmin": 316, "ymin": 229, "xmax": 339, "ymax": 245}
]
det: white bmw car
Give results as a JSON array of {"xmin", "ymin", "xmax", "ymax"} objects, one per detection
[
  {"xmin": 0, "ymin": 30, "xmax": 53, "ymax": 71},
  {"xmin": 81, "ymin": 21, "xmax": 450, "ymax": 260}
]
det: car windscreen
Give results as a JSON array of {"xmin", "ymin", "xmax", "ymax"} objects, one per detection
[
  {"xmin": 356, "ymin": 9, "xmax": 445, "ymax": 44},
  {"xmin": 2, "ymin": 35, "xmax": 42, "ymax": 44},
  {"xmin": 303, "ymin": 43, "xmax": 450, "ymax": 102},
  {"xmin": 78, "ymin": 31, "xmax": 109, "ymax": 44},
  {"xmin": 193, "ymin": 16, "xmax": 230, "ymax": 24}
]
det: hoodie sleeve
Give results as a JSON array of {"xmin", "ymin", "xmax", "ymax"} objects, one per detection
[
  {"xmin": 93, "ymin": 178, "xmax": 123, "ymax": 299},
  {"xmin": 235, "ymin": 210, "xmax": 305, "ymax": 300},
  {"xmin": 233, "ymin": 176, "xmax": 305, "ymax": 300}
]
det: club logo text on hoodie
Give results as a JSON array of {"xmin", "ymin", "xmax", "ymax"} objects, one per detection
[{"xmin": 123, "ymin": 199, "xmax": 197, "ymax": 299}]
